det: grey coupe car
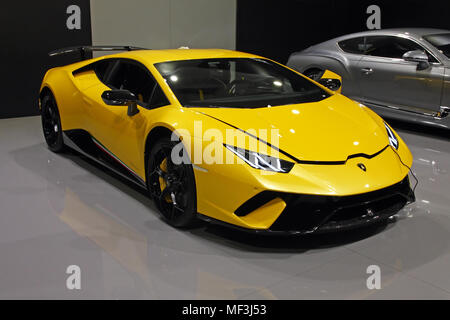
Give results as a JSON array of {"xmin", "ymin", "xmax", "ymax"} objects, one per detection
[{"xmin": 287, "ymin": 28, "xmax": 450, "ymax": 130}]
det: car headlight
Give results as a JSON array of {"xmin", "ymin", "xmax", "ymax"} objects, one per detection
[
  {"xmin": 384, "ymin": 122, "xmax": 399, "ymax": 150},
  {"xmin": 224, "ymin": 144, "xmax": 295, "ymax": 173}
]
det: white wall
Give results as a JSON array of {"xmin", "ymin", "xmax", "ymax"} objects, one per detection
[{"xmin": 90, "ymin": 0, "xmax": 236, "ymax": 50}]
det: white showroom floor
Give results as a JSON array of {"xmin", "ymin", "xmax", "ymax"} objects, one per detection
[{"xmin": 0, "ymin": 116, "xmax": 449, "ymax": 299}]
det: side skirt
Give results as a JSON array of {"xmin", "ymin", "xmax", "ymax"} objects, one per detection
[{"xmin": 62, "ymin": 129, "xmax": 147, "ymax": 189}]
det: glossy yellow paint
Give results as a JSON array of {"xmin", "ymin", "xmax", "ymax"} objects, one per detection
[
  {"xmin": 40, "ymin": 48, "xmax": 413, "ymax": 230},
  {"xmin": 321, "ymin": 69, "xmax": 342, "ymax": 81},
  {"xmin": 240, "ymin": 198, "xmax": 286, "ymax": 229}
]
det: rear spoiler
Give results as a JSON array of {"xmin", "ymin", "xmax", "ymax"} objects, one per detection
[{"xmin": 48, "ymin": 45, "xmax": 148, "ymax": 60}]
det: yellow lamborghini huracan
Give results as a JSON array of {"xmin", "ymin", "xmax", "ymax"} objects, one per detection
[{"xmin": 39, "ymin": 46, "xmax": 415, "ymax": 234}]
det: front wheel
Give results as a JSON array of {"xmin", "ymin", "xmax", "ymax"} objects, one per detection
[
  {"xmin": 40, "ymin": 93, "xmax": 65, "ymax": 153},
  {"xmin": 147, "ymin": 137, "xmax": 197, "ymax": 228}
]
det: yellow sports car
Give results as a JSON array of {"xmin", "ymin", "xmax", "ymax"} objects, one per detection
[{"xmin": 39, "ymin": 46, "xmax": 416, "ymax": 234}]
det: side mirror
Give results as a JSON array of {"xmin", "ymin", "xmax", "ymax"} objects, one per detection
[
  {"xmin": 101, "ymin": 90, "xmax": 139, "ymax": 116},
  {"xmin": 318, "ymin": 70, "xmax": 342, "ymax": 93},
  {"xmin": 403, "ymin": 50, "xmax": 430, "ymax": 70}
]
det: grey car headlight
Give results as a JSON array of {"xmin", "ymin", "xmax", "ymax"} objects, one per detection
[
  {"xmin": 224, "ymin": 144, "xmax": 295, "ymax": 173},
  {"xmin": 385, "ymin": 122, "xmax": 399, "ymax": 150}
]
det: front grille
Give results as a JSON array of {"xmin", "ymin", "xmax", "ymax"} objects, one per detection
[{"xmin": 269, "ymin": 177, "xmax": 414, "ymax": 233}]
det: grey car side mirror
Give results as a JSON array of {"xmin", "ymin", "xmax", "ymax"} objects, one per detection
[{"xmin": 403, "ymin": 50, "xmax": 430, "ymax": 70}]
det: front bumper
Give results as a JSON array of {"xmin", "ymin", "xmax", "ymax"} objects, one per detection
[{"xmin": 199, "ymin": 176, "xmax": 415, "ymax": 235}]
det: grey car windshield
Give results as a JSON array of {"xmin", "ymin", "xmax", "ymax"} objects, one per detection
[
  {"xmin": 424, "ymin": 33, "xmax": 450, "ymax": 59},
  {"xmin": 154, "ymin": 58, "xmax": 330, "ymax": 108}
]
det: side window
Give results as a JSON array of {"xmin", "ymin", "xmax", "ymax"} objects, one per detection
[
  {"xmin": 94, "ymin": 60, "xmax": 112, "ymax": 82},
  {"xmin": 364, "ymin": 36, "xmax": 437, "ymax": 62},
  {"xmin": 105, "ymin": 60, "xmax": 169, "ymax": 108},
  {"xmin": 72, "ymin": 59, "xmax": 114, "ymax": 79},
  {"xmin": 338, "ymin": 37, "xmax": 366, "ymax": 54},
  {"xmin": 149, "ymin": 85, "xmax": 170, "ymax": 108}
]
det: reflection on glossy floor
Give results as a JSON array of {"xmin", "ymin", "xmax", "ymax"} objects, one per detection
[{"xmin": 0, "ymin": 116, "xmax": 449, "ymax": 299}]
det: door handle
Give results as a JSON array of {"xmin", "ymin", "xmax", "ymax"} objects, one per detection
[{"xmin": 361, "ymin": 68, "xmax": 374, "ymax": 75}]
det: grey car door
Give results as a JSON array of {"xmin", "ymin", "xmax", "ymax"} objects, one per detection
[
  {"xmin": 357, "ymin": 35, "xmax": 444, "ymax": 115},
  {"xmin": 336, "ymin": 36, "xmax": 366, "ymax": 100}
]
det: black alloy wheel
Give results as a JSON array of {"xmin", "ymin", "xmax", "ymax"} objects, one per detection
[
  {"xmin": 41, "ymin": 93, "xmax": 65, "ymax": 153},
  {"xmin": 147, "ymin": 138, "xmax": 197, "ymax": 227}
]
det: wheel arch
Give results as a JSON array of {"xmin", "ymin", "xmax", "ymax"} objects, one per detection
[
  {"xmin": 288, "ymin": 54, "xmax": 351, "ymax": 80},
  {"xmin": 38, "ymin": 86, "xmax": 54, "ymax": 112},
  {"xmin": 39, "ymin": 67, "xmax": 61, "ymax": 110},
  {"xmin": 305, "ymin": 60, "xmax": 349, "ymax": 79},
  {"xmin": 144, "ymin": 125, "xmax": 175, "ymax": 183}
]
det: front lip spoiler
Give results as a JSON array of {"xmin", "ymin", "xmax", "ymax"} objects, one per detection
[
  {"xmin": 196, "ymin": 213, "xmax": 311, "ymax": 236},
  {"xmin": 197, "ymin": 212, "xmax": 399, "ymax": 236},
  {"xmin": 198, "ymin": 210, "xmax": 400, "ymax": 236}
]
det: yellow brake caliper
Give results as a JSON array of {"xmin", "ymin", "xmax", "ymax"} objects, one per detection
[{"xmin": 159, "ymin": 158, "xmax": 172, "ymax": 203}]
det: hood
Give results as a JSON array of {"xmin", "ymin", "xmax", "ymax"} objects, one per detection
[{"xmin": 190, "ymin": 94, "xmax": 389, "ymax": 162}]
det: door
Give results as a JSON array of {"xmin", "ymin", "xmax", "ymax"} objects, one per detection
[
  {"xmin": 357, "ymin": 35, "xmax": 444, "ymax": 114},
  {"xmin": 336, "ymin": 36, "xmax": 367, "ymax": 99},
  {"xmin": 82, "ymin": 58, "xmax": 169, "ymax": 179}
]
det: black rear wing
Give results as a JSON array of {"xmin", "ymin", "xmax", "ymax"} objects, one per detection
[{"xmin": 48, "ymin": 45, "xmax": 148, "ymax": 60}]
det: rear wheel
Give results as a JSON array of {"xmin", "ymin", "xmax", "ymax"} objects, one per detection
[
  {"xmin": 41, "ymin": 93, "xmax": 65, "ymax": 153},
  {"xmin": 147, "ymin": 137, "xmax": 197, "ymax": 228},
  {"xmin": 304, "ymin": 68, "xmax": 324, "ymax": 81}
]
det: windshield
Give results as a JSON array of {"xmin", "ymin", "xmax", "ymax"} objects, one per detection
[
  {"xmin": 424, "ymin": 33, "xmax": 450, "ymax": 59},
  {"xmin": 154, "ymin": 58, "xmax": 330, "ymax": 108}
]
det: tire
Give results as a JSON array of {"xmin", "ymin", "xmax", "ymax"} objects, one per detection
[
  {"xmin": 41, "ymin": 93, "xmax": 65, "ymax": 153},
  {"xmin": 147, "ymin": 137, "xmax": 197, "ymax": 228},
  {"xmin": 304, "ymin": 68, "xmax": 324, "ymax": 81}
]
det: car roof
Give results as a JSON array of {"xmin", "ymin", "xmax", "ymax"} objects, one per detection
[
  {"xmin": 100, "ymin": 48, "xmax": 261, "ymax": 65},
  {"xmin": 334, "ymin": 28, "xmax": 450, "ymax": 41}
]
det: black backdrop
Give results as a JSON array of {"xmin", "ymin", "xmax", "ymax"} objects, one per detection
[
  {"xmin": 0, "ymin": 0, "xmax": 91, "ymax": 119},
  {"xmin": 236, "ymin": 0, "xmax": 450, "ymax": 64},
  {"xmin": 2, "ymin": 1, "xmax": 450, "ymax": 119}
]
